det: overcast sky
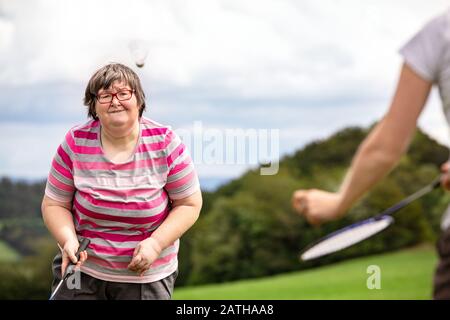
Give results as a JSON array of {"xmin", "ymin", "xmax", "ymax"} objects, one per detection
[{"xmin": 1, "ymin": 0, "xmax": 449, "ymax": 182}]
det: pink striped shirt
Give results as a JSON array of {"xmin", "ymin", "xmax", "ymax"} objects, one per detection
[{"xmin": 45, "ymin": 117, "xmax": 200, "ymax": 283}]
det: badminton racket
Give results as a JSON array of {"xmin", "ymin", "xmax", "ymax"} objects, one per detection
[{"xmin": 300, "ymin": 176, "xmax": 441, "ymax": 261}]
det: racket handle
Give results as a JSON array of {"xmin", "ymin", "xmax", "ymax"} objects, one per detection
[
  {"xmin": 75, "ymin": 238, "xmax": 90, "ymax": 260},
  {"xmin": 63, "ymin": 238, "xmax": 90, "ymax": 278},
  {"xmin": 432, "ymin": 175, "xmax": 443, "ymax": 189}
]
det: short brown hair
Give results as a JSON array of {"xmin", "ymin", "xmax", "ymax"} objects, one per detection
[{"xmin": 83, "ymin": 63, "xmax": 146, "ymax": 120}]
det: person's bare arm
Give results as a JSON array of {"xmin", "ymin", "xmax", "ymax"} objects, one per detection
[
  {"xmin": 41, "ymin": 195, "xmax": 87, "ymax": 275},
  {"xmin": 41, "ymin": 195, "xmax": 77, "ymax": 247},
  {"xmin": 292, "ymin": 63, "xmax": 432, "ymax": 225},
  {"xmin": 128, "ymin": 190, "xmax": 202, "ymax": 275},
  {"xmin": 151, "ymin": 190, "xmax": 202, "ymax": 248},
  {"xmin": 337, "ymin": 63, "xmax": 432, "ymax": 211}
]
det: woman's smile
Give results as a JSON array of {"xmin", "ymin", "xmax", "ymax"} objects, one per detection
[{"xmin": 108, "ymin": 109, "xmax": 125, "ymax": 114}]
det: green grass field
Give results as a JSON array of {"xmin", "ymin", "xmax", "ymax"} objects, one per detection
[
  {"xmin": 173, "ymin": 245, "xmax": 437, "ymax": 300},
  {"xmin": 0, "ymin": 240, "xmax": 20, "ymax": 262}
]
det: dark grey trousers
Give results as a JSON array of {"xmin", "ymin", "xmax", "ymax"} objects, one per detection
[
  {"xmin": 434, "ymin": 227, "xmax": 450, "ymax": 300},
  {"xmin": 50, "ymin": 252, "xmax": 178, "ymax": 300}
]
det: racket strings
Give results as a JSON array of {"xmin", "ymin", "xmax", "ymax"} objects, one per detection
[
  {"xmin": 300, "ymin": 176, "xmax": 440, "ymax": 261},
  {"xmin": 301, "ymin": 216, "xmax": 393, "ymax": 261}
]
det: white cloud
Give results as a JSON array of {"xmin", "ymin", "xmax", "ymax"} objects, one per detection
[
  {"xmin": 2, "ymin": 0, "xmax": 448, "ymax": 91},
  {"xmin": 0, "ymin": 0, "xmax": 449, "ymax": 179},
  {"xmin": 0, "ymin": 19, "xmax": 14, "ymax": 52}
]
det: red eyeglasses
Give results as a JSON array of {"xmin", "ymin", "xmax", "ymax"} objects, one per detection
[{"xmin": 96, "ymin": 89, "xmax": 135, "ymax": 104}]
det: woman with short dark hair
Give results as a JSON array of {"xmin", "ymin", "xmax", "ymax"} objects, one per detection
[{"xmin": 42, "ymin": 63, "xmax": 202, "ymax": 300}]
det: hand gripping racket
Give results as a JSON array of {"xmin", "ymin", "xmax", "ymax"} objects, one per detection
[
  {"xmin": 300, "ymin": 176, "xmax": 441, "ymax": 261},
  {"xmin": 49, "ymin": 238, "xmax": 90, "ymax": 300}
]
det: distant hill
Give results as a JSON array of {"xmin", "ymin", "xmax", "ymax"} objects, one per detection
[{"xmin": 0, "ymin": 177, "xmax": 46, "ymax": 219}]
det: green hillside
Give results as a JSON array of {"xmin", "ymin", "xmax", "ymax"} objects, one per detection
[
  {"xmin": 0, "ymin": 240, "xmax": 20, "ymax": 262},
  {"xmin": 174, "ymin": 245, "xmax": 437, "ymax": 300}
]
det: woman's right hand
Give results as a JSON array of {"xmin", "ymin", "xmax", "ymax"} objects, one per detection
[
  {"xmin": 292, "ymin": 189, "xmax": 345, "ymax": 226},
  {"xmin": 61, "ymin": 239, "xmax": 88, "ymax": 278},
  {"xmin": 441, "ymin": 162, "xmax": 450, "ymax": 190}
]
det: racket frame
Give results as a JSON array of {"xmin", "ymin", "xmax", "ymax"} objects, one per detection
[{"xmin": 299, "ymin": 176, "xmax": 441, "ymax": 261}]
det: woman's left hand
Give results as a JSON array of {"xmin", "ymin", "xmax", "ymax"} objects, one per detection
[{"xmin": 128, "ymin": 237, "xmax": 163, "ymax": 276}]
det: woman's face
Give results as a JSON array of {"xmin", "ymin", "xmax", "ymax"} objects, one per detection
[{"xmin": 95, "ymin": 80, "xmax": 140, "ymax": 131}]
